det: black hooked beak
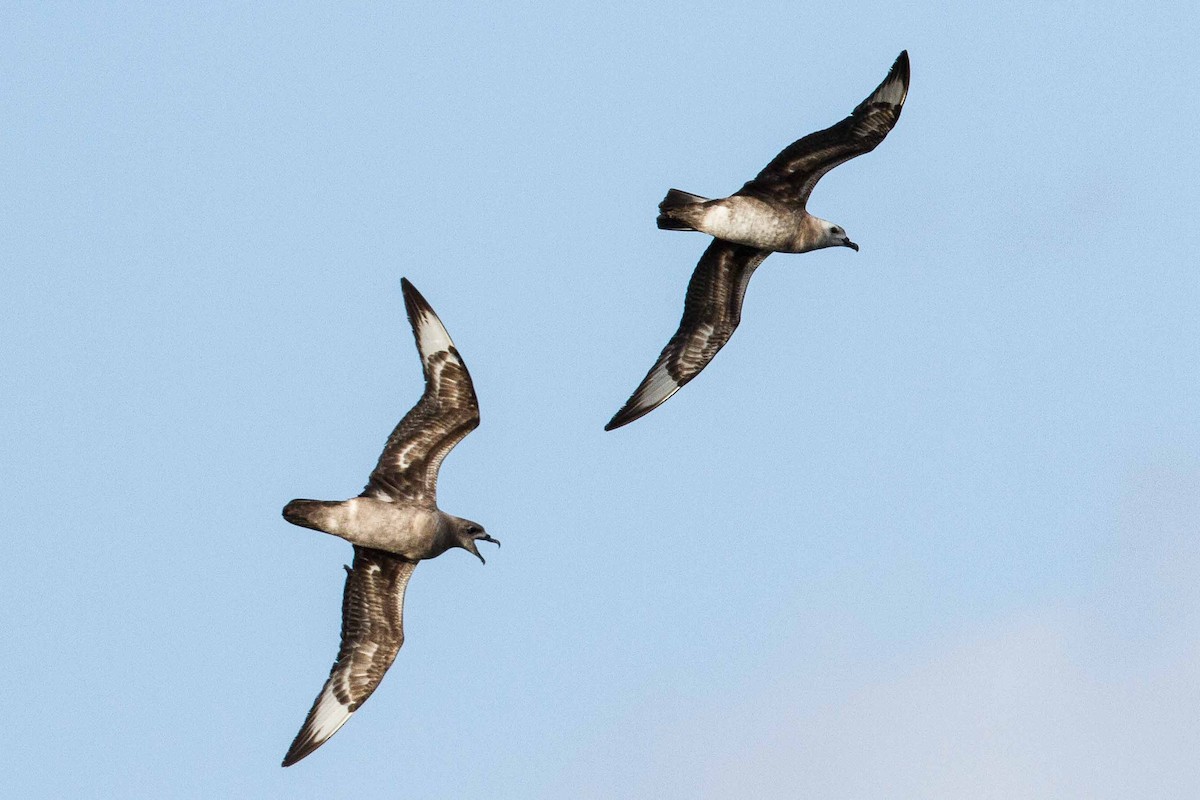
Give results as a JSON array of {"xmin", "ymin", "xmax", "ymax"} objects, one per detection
[
  {"xmin": 843, "ymin": 238, "xmax": 860, "ymax": 252},
  {"xmin": 470, "ymin": 533, "xmax": 501, "ymax": 564}
]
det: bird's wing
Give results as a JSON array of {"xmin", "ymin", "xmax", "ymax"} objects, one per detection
[
  {"xmin": 282, "ymin": 548, "xmax": 417, "ymax": 767},
  {"xmin": 736, "ymin": 50, "xmax": 909, "ymax": 210},
  {"xmin": 606, "ymin": 240, "xmax": 769, "ymax": 430},
  {"xmin": 361, "ymin": 279, "xmax": 479, "ymax": 506}
]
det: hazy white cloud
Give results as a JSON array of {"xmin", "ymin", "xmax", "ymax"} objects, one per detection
[
  {"xmin": 696, "ymin": 613, "xmax": 1200, "ymax": 799},
  {"xmin": 702, "ymin": 466, "xmax": 1200, "ymax": 799},
  {"xmin": 558, "ymin": 465, "xmax": 1200, "ymax": 799}
]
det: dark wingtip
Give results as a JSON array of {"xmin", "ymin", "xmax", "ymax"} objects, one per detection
[
  {"xmin": 852, "ymin": 48, "xmax": 911, "ymax": 118},
  {"xmin": 280, "ymin": 713, "xmax": 333, "ymax": 767},
  {"xmin": 281, "ymin": 739, "xmax": 314, "ymax": 768},
  {"xmin": 399, "ymin": 277, "xmax": 446, "ymax": 361},
  {"xmin": 604, "ymin": 404, "xmax": 648, "ymax": 431},
  {"xmin": 885, "ymin": 51, "xmax": 910, "ymax": 100},
  {"xmin": 281, "ymin": 748, "xmax": 313, "ymax": 768},
  {"xmin": 400, "ymin": 277, "xmax": 430, "ymax": 322},
  {"xmin": 604, "ymin": 408, "xmax": 626, "ymax": 431},
  {"xmin": 880, "ymin": 50, "xmax": 910, "ymax": 94}
]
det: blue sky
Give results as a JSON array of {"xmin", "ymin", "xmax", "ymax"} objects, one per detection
[{"xmin": 2, "ymin": 2, "xmax": 1198, "ymax": 797}]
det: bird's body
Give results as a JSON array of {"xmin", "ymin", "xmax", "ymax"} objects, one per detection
[
  {"xmin": 660, "ymin": 191, "xmax": 833, "ymax": 253},
  {"xmin": 607, "ymin": 50, "xmax": 910, "ymax": 431},
  {"xmin": 283, "ymin": 498, "xmax": 466, "ymax": 561},
  {"xmin": 279, "ymin": 278, "xmax": 496, "ymax": 767}
]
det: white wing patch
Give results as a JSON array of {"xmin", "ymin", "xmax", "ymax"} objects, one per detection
[
  {"xmin": 864, "ymin": 52, "xmax": 909, "ymax": 108},
  {"xmin": 289, "ymin": 685, "xmax": 354, "ymax": 763},
  {"xmin": 361, "ymin": 280, "xmax": 480, "ymax": 505},
  {"xmin": 631, "ymin": 363, "xmax": 684, "ymax": 415},
  {"xmin": 606, "ymin": 241, "xmax": 768, "ymax": 431},
  {"xmin": 412, "ymin": 308, "xmax": 454, "ymax": 363},
  {"xmin": 873, "ymin": 74, "xmax": 906, "ymax": 106}
]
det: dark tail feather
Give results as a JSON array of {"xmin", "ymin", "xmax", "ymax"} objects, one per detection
[
  {"xmin": 656, "ymin": 188, "xmax": 708, "ymax": 231},
  {"xmin": 282, "ymin": 499, "xmax": 338, "ymax": 531}
]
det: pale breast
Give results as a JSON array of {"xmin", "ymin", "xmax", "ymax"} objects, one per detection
[
  {"xmin": 329, "ymin": 498, "xmax": 442, "ymax": 559},
  {"xmin": 696, "ymin": 196, "xmax": 806, "ymax": 252}
]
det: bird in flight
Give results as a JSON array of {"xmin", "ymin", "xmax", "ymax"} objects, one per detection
[
  {"xmin": 606, "ymin": 50, "xmax": 910, "ymax": 431},
  {"xmin": 280, "ymin": 278, "xmax": 496, "ymax": 766}
]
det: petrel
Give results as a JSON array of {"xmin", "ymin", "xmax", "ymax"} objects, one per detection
[
  {"xmin": 605, "ymin": 50, "xmax": 910, "ymax": 431},
  {"xmin": 280, "ymin": 278, "xmax": 496, "ymax": 767}
]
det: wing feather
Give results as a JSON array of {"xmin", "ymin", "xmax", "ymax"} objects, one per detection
[
  {"xmin": 282, "ymin": 548, "xmax": 416, "ymax": 767},
  {"xmin": 605, "ymin": 241, "xmax": 769, "ymax": 430},
  {"xmin": 362, "ymin": 279, "xmax": 479, "ymax": 505},
  {"xmin": 737, "ymin": 51, "xmax": 909, "ymax": 209}
]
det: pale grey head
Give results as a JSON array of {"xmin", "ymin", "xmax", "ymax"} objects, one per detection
[{"xmin": 818, "ymin": 219, "xmax": 859, "ymax": 252}]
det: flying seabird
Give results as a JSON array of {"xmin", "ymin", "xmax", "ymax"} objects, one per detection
[
  {"xmin": 279, "ymin": 278, "xmax": 497, "ymax": 767},
  {"xmin": 605, "ymin": 50, "xmax": 909, "ymax": 431}
]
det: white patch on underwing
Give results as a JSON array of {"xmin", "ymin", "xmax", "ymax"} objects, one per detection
[
  {"xmin": 300, "ymin": 686, "xmax": 354, "ymax": 753},
  {"xmin": 414, "ymin": 310, "xmax": 454, "ymax": 362}
]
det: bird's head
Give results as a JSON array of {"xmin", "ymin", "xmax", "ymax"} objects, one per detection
[
  {"xmin": 820, "ymin": 220, "xmax": 859, "ymax": 252},
  {"xmin": 452, "ymin": 517, "xmax": 500, "ymax": 564}
]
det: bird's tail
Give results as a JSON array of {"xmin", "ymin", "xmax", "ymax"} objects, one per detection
[
  {"xmin": 656, "ymin": 188, "xmax": 708, "ymax": 231},
  {"xmin": 282, "ymin": 499, "xmax": 341, "ymax": 532}
]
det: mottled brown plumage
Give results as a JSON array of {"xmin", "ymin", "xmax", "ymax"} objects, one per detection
[
  {"xmin": 735, "ymin": 50, "xmax": 910, "ymax": 211},
  {"xmin": 606, "ymin": 241, "xmax": 768, "ymax": 430},
  {"xmin": 283, "ymin": 549, "xmax": 415, "ymax": 766},
  {"xmin": 280, "ymin": 279, "xmax": 495, "ymax": 767},
  {"xmin": 609, "ymin": 51, "xmax": 909, "ymax": 430},
  {"xmin": 362, "ymin": 281, "xmax": 480, "ymax": 506}
]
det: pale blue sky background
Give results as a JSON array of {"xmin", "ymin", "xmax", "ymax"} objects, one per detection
[{"xmin": 3, "ymin": 2, "xmax": 1199, "ymax": 797}]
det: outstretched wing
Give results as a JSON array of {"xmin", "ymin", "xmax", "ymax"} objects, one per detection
[
  {"xmin": 736, "ymin": 50, "xmax": 909, "ymax": 210},
  {"xmin": 282, "ymin": 547, "xmax": 417, "ymax": 767},
  {"xmin": 362, "ymin": 278, "xmax": 479, "ymax": 506},
  {"xmin": 605, "ymin": 240, "xmax": 769, "ymax": 430}
]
